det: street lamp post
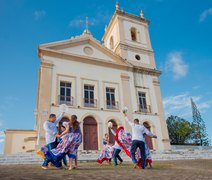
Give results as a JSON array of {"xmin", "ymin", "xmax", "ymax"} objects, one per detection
[{"xmin": 34, "ymin": 108, "xmax": 48, "ymax": 146}]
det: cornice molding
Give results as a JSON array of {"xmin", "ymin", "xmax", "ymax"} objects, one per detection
[
  {"xmin": 39, "ymin": 48, "xmax": 161, "ymax": 76},
  {"xmin": 40, "ymin": 48, "xmax": 132, "ymax": 71},
  {"xmin": 120, "ymin": 73, "xmax": 130, "ymax": 80},
  {"xmin": 153, "ymin": 79, "xmax": 161, "ymax": 86},
  {"xmin": 133, "ymin": 67, "xmax": 161, "ymax": 77},
  {"xmin": 118, "ymin": 43, "xmax": 154, "ymax": 55},
  {"xmin": 5, "ymin": 129, "xmax": 36, "ymax": 133},
  {"xmin": 40, "ymin": 61, "xmax": 54, "ymax": 69},
  {"xmin": 116, "ymin": 10, "xmax": 150, "ymax": 25}
]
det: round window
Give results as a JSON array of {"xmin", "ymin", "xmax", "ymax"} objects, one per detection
[
  {"xmin": 135, "ymin": 55, "xmax": 141, "ymax": 60},
  {"xmin": 83, "ymin": 46, "xmax": 94, "ymax": 55}
]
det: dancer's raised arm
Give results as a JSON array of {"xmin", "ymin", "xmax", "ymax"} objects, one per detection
[
  {"xmin": 123, "ymin": 113, "xmax": 134, "ymax": 126},
  {"xmin": 54, "ymin": 112, "xmax": 65, "ymax": 125}
]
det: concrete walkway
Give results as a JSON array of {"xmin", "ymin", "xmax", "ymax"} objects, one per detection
[{"xmin": 0, "ymin": 160, "xmax": 211, "ymax": 180}]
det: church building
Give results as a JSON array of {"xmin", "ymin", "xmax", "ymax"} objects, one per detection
[{"xmin": 4, "ymin": 3, "xmax": 170, "ymax": 154}]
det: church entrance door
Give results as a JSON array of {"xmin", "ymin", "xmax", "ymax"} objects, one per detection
[{"xmin": 83, "ymin": 116, "xmax": 98, "ymax": 150}]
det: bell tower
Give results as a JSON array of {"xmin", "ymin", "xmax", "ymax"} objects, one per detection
[{"xmin": 102, "ymin": 3, "xmax": 156, "ymax": 70}]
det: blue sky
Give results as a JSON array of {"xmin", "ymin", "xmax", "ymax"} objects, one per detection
[{"xmin": 0, "ymin": 0, "xmax": 212, "ymax": 153}]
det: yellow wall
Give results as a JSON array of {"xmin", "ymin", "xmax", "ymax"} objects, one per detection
[{"xmin": 4, "ymin": 130, "xmax": 36, "ymax": 155}]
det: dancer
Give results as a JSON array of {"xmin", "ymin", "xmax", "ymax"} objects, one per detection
[
  {"xmin": 38, "ymin": 112, "xmax": 64, "ymax": 170},
  {"xmin": 65, "ymin": 115, "xmax": 82, "ymax": 170},
  {"xmin": 123, "ymin": 112, "xmax": 157, "ymax": 169},
  {"xmin": 109, "ymin": 127, "xmax": 123, "ymax": 166},
  {"xmin": 58, "ymin": 122, "xmax": 68, "ymax": 167},
  {"xmin": 103, "ymin": 133, "xmax": 112, "ymax": 165},
  {"xmin": 102, "ymin": 133, "xmax": 109, "ymax": 145},
  {"xmin": 72, "ymin": 120, "xmax": 82, "ymax": 169},
  {"xmin": 96, "ymin": 133, "xmax": 113, "ymax": 165},
  {"xmin": 38, "ymin": 115, "xmax": 82, "ymax": 169},
  {"xmin": 55, "ymin": 115, "xmax": 82, "ymax": 170},
  {"xmin": 114, "ymin": 125, "xmax": 153, "ymax": 168},
  {"xmin": 144, "ymin": 139, "xmax": 152, "ymax": 168}
]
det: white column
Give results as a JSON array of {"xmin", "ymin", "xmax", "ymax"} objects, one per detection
[{"xmin": 76, "ymin": 77, "xmax": 81, "ymax": 107}]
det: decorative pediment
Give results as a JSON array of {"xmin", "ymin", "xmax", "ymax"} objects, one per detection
[{"xmin": 38, "ymin": 33, "xmax": 129, "ymax": 66}]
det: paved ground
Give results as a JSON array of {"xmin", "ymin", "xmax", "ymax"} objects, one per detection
[{"xmin": 0, "ymin": 160, "xmax": 212, "ymax": 180}]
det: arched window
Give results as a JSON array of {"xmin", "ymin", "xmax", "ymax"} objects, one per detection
[
  {"xmin": 130, "ymin": 27, "xmax": 137, "ymax": 41},
  {"xmin": 109, "ymin": 36, "xmax": 114, "ymax": 49}
]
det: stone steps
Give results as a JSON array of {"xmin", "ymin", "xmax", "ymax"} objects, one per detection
[{"xmin": 0, "ymin": 149, "xmax": 212, "ymax": 165}]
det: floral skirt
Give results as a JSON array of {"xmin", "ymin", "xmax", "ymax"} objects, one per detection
[
  {"xmin": 39, "ymin": 132, "xmax": 82, "ymax": 167},
  {"xmin": 115, "ymin": 126, "xmax": 152, "ymax": 166},
  {"xmin": 96, "ymin": 144, "xmax": 114, "ymax": 164}
]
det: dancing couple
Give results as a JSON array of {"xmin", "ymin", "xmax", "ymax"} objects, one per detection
[
  {"xmin": 97, "ymin": 109, "xmax": 157, "ymax": 169},
  {"xmin": 36, "ymin": 112, "xmax": 82, "ymax": 170},
  {"xmin": 123, "ymin": 111, "xmax": 157, "ymax": 169}
]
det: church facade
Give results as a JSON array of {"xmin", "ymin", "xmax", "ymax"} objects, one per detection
[{"xmin": 4, "ymin": 4, "xmax": 170, "ymax": 154}]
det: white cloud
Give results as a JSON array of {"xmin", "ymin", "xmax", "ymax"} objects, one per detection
[
  {"xmin": 69, "ymin": 18, "xmax": 83, "ymax": 28},
  {"xmin": 165, "ymin": 51, "xmax": 188, "ymax": 80},
  {"xmin": 192, "ymin": 85, "xmax": 200, "ymax": 90},
  {"xmin": 163, "ymin": 93, "xmax": 212, "ymax": 119},
  {"xmin": 34, "ymin": 10, "xmax": 46, "ymax": 20},
  {"xmin": 0, "ymin": 113, "xmax": 3, "ymax": 127},
  {"xmin": 199, "ymin": 8, "xmax": 212, "ymax": 22},
  {"xmin": 69, "ymin": 8, "xmax": 111, "ymax": 29},
  {"xmin": 0, "ymin": 131, "xmax": 4, "ymax": 138},
  {"xmin": 0, "ymin": 131, "xmax": 5, "ymax": 144}
]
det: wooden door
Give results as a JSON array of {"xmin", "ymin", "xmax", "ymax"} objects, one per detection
[
  {"xmin": 143, "ymin": 122, "xmax": 153, "ymax": 150},
  {"xmin": 83, "ymin": 117, "xmax": 98, "ymax": 150},
  {"xmin": 108, "ymin": 120, "xmax": 117, "ymax": 144}
]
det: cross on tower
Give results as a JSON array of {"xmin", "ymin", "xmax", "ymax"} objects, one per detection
[
  {"xmin": 115, "ymin": 0, "xmax": 120, "ymax": 11},
  {"xmin": 80, "ymin": 16, "xmax": 93, "ymax": 33}
]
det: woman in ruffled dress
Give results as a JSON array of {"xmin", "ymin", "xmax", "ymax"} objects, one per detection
[
  {"xmin": 96, "ymin": 133, "xmax": 113, "ymax": 165},
  {"xmin": 38, "ymin": 115, "xmax": 82, "ymax": 170}
]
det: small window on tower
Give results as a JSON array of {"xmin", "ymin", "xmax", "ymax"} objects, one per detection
[
  {"xmin": 135, "ymin": 55, "xmax": 141, "ymax": 60},
  {"xmin": 130, "ymin": 27, "xmax": 137, "ymax": 41},
  {"xmin": 109, "ymin": 36, "xmax": 114, "ymax": 49}
]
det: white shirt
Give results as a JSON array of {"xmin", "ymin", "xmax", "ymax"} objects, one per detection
[
  {"xmin": 110, "ymin": 129, "xmax": 122, "ymax": 150},
  {"xmin": 125, "ymin": 116, "xmax": 154, "ymax": 142},
  {"xmin": 43, "ymin": 113, "xmax": 63, "ymax": 144}
]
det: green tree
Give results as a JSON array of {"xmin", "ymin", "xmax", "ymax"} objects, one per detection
[
  {"xmin": 191, "ymin": 98, "xmax": 210, "ymax": 146},
  {"xmin": 166, "ymin": 115, "xmax": 194, "ymax": 145}
]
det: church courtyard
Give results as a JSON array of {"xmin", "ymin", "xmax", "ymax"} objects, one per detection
[{"xmin": 0, "ymin": 159, "xmax": 211, "ymax": 180}]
